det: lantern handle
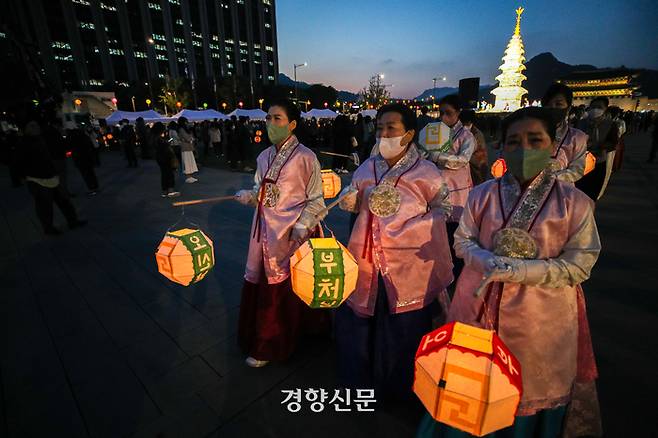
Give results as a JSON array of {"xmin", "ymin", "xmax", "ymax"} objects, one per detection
[{"xmin": 167, "ymin": 205, "xmax": 201, "ymax": 231}]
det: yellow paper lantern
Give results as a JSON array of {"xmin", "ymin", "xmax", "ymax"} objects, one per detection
[
  {"xmin": 491, "ymin": 158, "xmax": 507, "ymax": 178},
  {"xmin": 321, "ymin": 169, "xmax": 341, "ymax": 199},
  {"xmin": 414, "ymin": 322, "xmax": 522, "ymax": 437},
  {"xmin": 155, "ymin": 228, "xmax": 215, "ymax": 286},
  {"xmin": 583, "ymin": 151, "xmax": 596, "ymax": 175},
  {"xmin": 290, "ymin": 237, "xmax": 358, "ymax": 308}
]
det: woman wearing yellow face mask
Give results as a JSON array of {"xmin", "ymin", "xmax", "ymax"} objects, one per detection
[
  {"xmin": 420, "ymin": 107, "xmax": 602, "ymax": 437},
  {"xmin": 234, "ymin": 99, "xmax": 329, "ymax": 368}
]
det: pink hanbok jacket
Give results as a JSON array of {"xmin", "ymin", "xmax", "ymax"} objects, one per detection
[
  {"xmin": 244, "ymin": 135, "xmax": 325, "ymax": 284},
  {"xmin": 449, "ymin": 171, "xmax": 601, "ymax": 415},
  {"xmin": 552, "ymin": 125, "xmax": 588, "ymax": 183},
  {"xmin": 343, "ymin": 144, "xmax": 454, "ymax": 317}
]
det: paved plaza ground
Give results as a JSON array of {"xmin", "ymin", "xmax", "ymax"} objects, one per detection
[{"xmin": 1, "ymin": 133, "xmax": 657, "ymax": 437}]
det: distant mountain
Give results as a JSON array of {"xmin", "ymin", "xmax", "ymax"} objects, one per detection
[
  {"xmin": 523, "ymin": 52, "xmax": 597, "ymax": 99},
  {"xmin": 277, "ymin": 73, "xmax": 359, "ymax": 102},
  {"xmin": 337, "ymin": 90, "xmax": 360, "ymax": 102},
  {"xmin": 277, "ymin": 73, "xmax": 311, "ymax": 89},
  {"xmin": 414, "ymin": 85, "xmax": 495, "ymax": 102}
]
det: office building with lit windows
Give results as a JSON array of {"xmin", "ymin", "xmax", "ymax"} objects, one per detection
[{"xmin": 4, "ymin": 0, "xmax": 279, "ymax": 92}]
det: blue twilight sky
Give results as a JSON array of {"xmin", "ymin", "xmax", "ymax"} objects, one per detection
[{"xmin": 276, "ymin": 0, "xmax": 658, "ymax": 99}]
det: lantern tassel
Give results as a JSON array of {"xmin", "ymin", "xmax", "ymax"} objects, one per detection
[{"xmin": 172, "ymin": 195, "xmax": 237, "ymax": 207}]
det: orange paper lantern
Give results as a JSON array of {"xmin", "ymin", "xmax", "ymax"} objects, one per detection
[
  {"xmin": 583, "ymin": 151, "xmax": 596, "ymax": 175},
  {"xmin": 414, "ymin": 322, "xmax": 522, "ymax": 437},
  {"xmin": 290, "ymin": 237, "xmax": 358, "ymax": 308},
  {"xmin": 491, "ymin": 158, "xmax": 507, "ymax": 178},
  {"xmin": 155, "ymin": 228, "xmax": 215, "ymax": 286},
  {"xmin": 321, "ymin": 169, "xmax": 341, "ymax": 199}
]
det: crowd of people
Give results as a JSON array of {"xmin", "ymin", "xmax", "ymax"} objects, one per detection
[
  {"xmin": 230, "ymin": 87, "xmax": 656, "ymax": 438},
  {"xmin": 0, "ymin": 83, "xmax": 657, "ymax": 436}
]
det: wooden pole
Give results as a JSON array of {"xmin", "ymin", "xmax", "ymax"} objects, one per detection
[{"xmin": 172, "ymin": 195, "xmax": 236, "ymax": 207}]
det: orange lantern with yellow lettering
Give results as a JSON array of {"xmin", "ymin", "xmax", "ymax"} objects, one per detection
[
  {"xmin": 414, "ymin": 322, "xmax": 522, "ymax": 437},
  {"xmin": 491, "ymin": 158, "xmax": 507, "ymax": 178},
  {"xmin": 155, "ymin": 228, "xmax": 215, "ymax": 286},
  {"xmin": 290, "ymin": 237, "xmax": 358, "ymax": 308},
  {"xmin": 583, "ymin": 151, "xmax": 596, "ymax": 175},
  {"xmin": 321, "ymin": 169, "xmax": 341, "ymax": 199}
]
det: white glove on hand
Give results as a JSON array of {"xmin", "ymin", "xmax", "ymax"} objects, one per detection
[
  {"xmin": 290, "ymin": 223, "xmax": 309, "ymax": 244},
  {"xmin": 338, "ymin": 185, "xmax": 359, "ymax": 213},
  {"xmin": 486, "ymin": 256, "xmax": 526, "ymax": 283},
  {"xmin": 235, "ymin": 189, "xmax": 254, "ymax": 206}
]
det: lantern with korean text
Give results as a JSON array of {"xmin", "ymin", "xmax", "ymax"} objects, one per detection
[
  {"xmin": 584, "ymin": 151, "xmax": 596, "ymax": 175},
  {"xmin": 155, "ymin": 228, "xmax": 215, "ymax": 286},
  {"xmin": 290, "ymin": 237, "xmax": 358, "ymax": 308},
  {"xmin": 491, "ymin": 158, "xmax": 507, "ymax": 178},
  {"xmin": 321, "ymin": 169, "xmax": 341, "ymax": 199},
  {"xmin": 418, "ymin": 121, "xmax": 452, "ymax": 154},
  {"xmin": 414, "ymin": 322, "xmax": 522, "ymax": 437}
]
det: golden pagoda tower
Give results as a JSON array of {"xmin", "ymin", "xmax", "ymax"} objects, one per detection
[{"xmin": 491, "ymin": 7, "xmax": 528, "ymax": 112}]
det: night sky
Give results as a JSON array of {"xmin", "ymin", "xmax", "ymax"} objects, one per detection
[{"xmin": 276, "ymin": 0, "xmax": 658, "ymax": 98}]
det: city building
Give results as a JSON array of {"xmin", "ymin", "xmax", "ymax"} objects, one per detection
[
  {"xmin": 4, "ymin": 0, "xmax": 279, "ymax": 93},
  {"xmin": 559, "ymin": 68, "xmax": 656, "ymax": 111}
]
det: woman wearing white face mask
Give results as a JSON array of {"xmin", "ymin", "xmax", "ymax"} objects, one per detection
[{"xmin": 336, "ymin": 104, "xmax": 454, "ymax": 400}]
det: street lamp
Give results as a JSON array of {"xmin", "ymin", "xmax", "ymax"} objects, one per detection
[
  {"xmin": 222, "ymin": 102, "xmax": 227, "ymax": 112},
  {"xmin": 293, "ymin": 62, "xmax": 308, "ymax": 103},
  {"xmin": 145, "ymin": 98, "xmax": 152, "ymax": 107},
  {"xmin": 238, "ymin": 101, "xmax": 244, "ymax": 108},
  {"xmin": 258, "ymin": 98, "xmax": 264, "ymax": 109}
]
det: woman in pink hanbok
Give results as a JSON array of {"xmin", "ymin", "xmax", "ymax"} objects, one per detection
[
  {"xmin": 419, "ymin": 108, "xmax": 602, "ymax": 437},
  {"xmin": 336, "ymin": 104, "xmax": 454, "ymax": 400}
]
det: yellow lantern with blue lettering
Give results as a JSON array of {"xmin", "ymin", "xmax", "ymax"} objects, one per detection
[
  {"xmin": 290, "ymin": 237, "xmax": 358, "ymax": 308},
  {"xmin": 155, "ymin": 228, "xmax": 215, "ymax": 286}
]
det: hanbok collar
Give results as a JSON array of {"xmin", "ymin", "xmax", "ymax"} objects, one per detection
[
  {"xmin": 374, "ymin": 143, "xmax": 420, "ymax": 185},
  {"xmin": 265, "ymin": 134, "xmax": 300, "ymax": 181},
  {"xmin": 499, "ymin": 169, "xmax": 556, "ymax": 231}
]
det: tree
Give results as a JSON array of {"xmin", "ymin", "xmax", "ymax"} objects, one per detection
[
  {"xmin": 159, "ymin": 76, "xmax": 191, "ymax": 115},
  {"xmin": 359, "ymin": 74, "xmax": 390, "ymax": 109},
  {"xmin": 306, "ymin": 84, "xmax": 338, "ymax": 110}
]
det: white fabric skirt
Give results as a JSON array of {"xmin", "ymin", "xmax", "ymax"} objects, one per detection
[{"xmin": 182, "ymin": 151, "xmax": 198, "ymax": 174}]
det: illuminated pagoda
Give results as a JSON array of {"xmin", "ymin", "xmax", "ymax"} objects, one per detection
[{"xmin": 491, "ymin": 7, "xmax": 528, "ymax": 112}]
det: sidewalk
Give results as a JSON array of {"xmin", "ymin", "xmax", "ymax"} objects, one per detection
[{"xmin": 0, "ymin": 132, "xmax": 656, "ymax": 437}]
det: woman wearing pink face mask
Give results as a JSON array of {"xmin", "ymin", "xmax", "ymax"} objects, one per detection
[{"xmin": 335, "ymin": 104, "xmax": 454, "ymax": 401}]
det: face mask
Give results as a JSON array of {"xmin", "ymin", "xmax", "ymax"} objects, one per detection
[
  {"xmin": 378, "ymin": 135, "xmax": 406, "ymax": 159},
  {"xmin": 588, "ymin": 108, "xmax": 605, "ymax": 119},
  {"xmin": 505, "ymin": 148, "xmax": 552, "ymax": 183},
  {"xmin": 267, "ymin": 123, "xmax": 290, "ymax": 144}
]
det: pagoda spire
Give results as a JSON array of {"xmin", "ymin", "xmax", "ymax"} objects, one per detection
[{"xmin": 491, "ymin": 6, "xmax": 528, "ymax": 112}]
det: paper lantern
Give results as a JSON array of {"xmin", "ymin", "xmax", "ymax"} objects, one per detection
[
  {"xmin": 584, "ymin": 151, "xmax": 596, "ymax": 175},
  {"xmin": 321, "ymin": 169, "xmax": 341, "ymax": 199},
  {"xmin": 155, "ymin": 228, "xmax": 215, "ymax": 286},
  {"xmin": 491, "ymin": 158, "xmax": 507, "ymax": 178},
  {"xmin": 419, "ymin": 121, "xmax": 452, "ymax": 154},
  {"xmin": 414, "ymin": 322, "xmax": 522, "ymax": 437},
  {"xmin": 290, "ymin": 237, "xmax": 358, "ymax": 308}
]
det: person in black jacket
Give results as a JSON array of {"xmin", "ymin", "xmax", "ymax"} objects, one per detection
[
  {"xmin": 18, "ymin": 121, "xmax": 86, "ymax": 235},
  {"xmin": 119, "ymin": 119, "xmax": 138, "ymax": 167},
  {"xmin": 68, "ymin": 127, "xmax": 100, "ymax": 194},
  {"xmin": 152, "ymin": 122, "xmax": 180, "ymax": 197}
]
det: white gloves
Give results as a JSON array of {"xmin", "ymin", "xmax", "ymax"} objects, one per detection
[
  {"xmin": 338, "ymin": 185, "xmax": 359, "ymax": 213},
  {"xmin": 235, "ymin": 189, "xmax": 255, "ymax": 206}
]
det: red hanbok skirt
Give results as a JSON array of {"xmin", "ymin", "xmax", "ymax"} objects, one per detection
[{"xmin": 238, "ymin": 270, "xmax": 331, "ymax": 361}]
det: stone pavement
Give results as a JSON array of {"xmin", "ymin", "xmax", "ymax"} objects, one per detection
[{"xmin": 0, "ymin": 133, "xmax": 656, "ymax": 437}]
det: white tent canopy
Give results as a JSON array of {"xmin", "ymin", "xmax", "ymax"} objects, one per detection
[
  {"xmin": 302, "ymin": 108, "xmax": 339, "ymax": 119},
  {"xmin": 105, "ymin": 110, "xmax": 166, "ymax": 125},
  {"xmin": 228, "ymin": 108, "xmax": 267, "ymax": 120},
  {"xmin": 359, "ymin": 109, "xmax": 378, "ymax": 118},
  {"xmin": 172, "ymin": 109, "xmax": 229, "ymax": 121}
]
